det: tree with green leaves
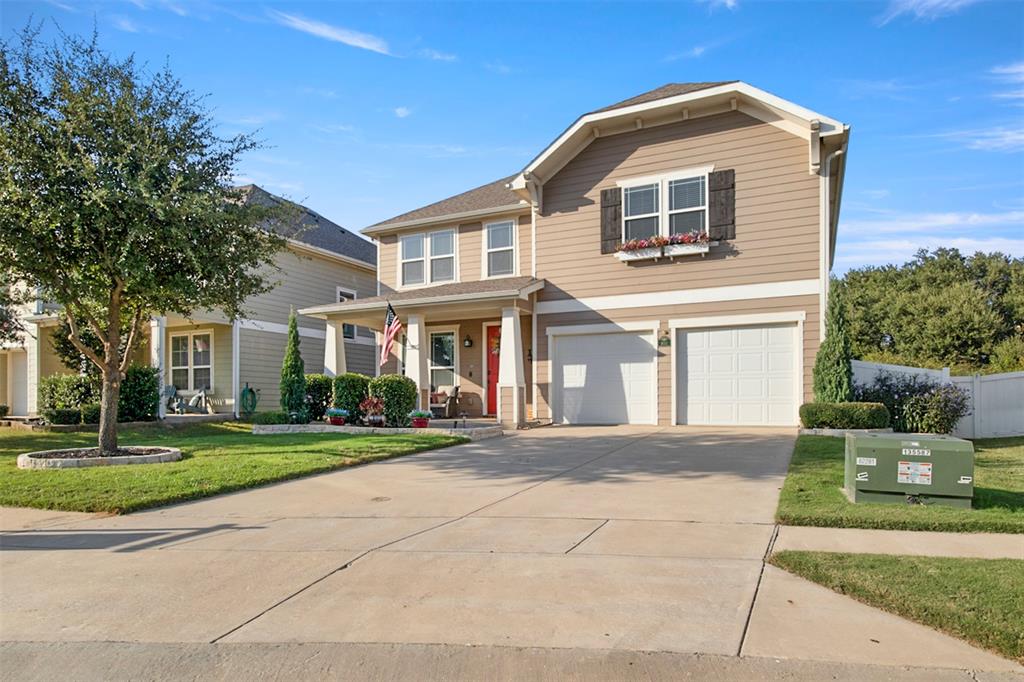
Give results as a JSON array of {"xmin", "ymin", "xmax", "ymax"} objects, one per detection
[
  {"xmin": 813, "ymin": 281, "xmax": 853, "ymax": 402},
  {"xmin": 0, "ymin": 27, "xmax": 287, "ymax": 452},
  {"xmin": 280, "ymin": 309, "xmax": 306, "ymax": 415},
  {"xmin": 0, "ymin": 271, "xmax": 28, "ymax": 347}
]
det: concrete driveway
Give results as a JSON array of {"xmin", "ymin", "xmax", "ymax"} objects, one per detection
[{"xmin": 1, "ymin": 426, "xmax": 1017, "ymax": 677}]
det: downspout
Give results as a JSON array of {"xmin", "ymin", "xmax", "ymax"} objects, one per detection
[
  {"xmin": 525, "ymin": 173, "xmax": 541, "ymax": 420},
  {"xmin": 819, "ymin": 145, "xmax": 845, "ymax": 336}
]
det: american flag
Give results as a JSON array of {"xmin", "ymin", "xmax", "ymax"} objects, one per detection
[{"xmin": 379, "ymin": 303, "xmax": 403, "ymax": 367}]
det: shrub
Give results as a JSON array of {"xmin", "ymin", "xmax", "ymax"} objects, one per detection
[
  {"xmin": 42, "ymin": 407, "xmax": 81, "ymax": 425},
  {"xmin": 359, "ymin": 396, "xmax": 384, "ymax": 418},
  {"xmin": 39, "ymin": 374, "xmax": 98, "ymax": 411},
  {"xmin": 903, "ymin": 384, "xmax": 971, "ymax": 434},
  {"xmin": 304, "ymin": 373, "xmax": 332, "ymax": 421},
  {"xmin": 799, "ymin": 402, "xmax": 890, "ymax": 430},
  {"xmin": 252, "ymin": 410, "xmax": 290, "ymax": 425},
  {"xmin": 279, "ymin": 310, "xmax": 306, "ymax": 413},
  {"xmin": 368, "ymin": 374, "xmax": 418, "ymax": 427},
  {"xmin": 333, "ymin": 372, "xmax": 371, "ymax": 421},
  {"xmin": 0, "ymin": 405, "xmax": 8, "ymax": 418},
  {"xmin": 118, "ymin": 365, "xmax": 160, "ymax": 422},
  {"xmin": 813, "ymin": 282, "xmax": 853, "ymax": 402},
  {"xmin": 81, "ymin": 403, "xmax": 101, "ymax": 424},
  {"xmin": 853, "ymin": 371, "xmax": 940, "ymax": 432}
]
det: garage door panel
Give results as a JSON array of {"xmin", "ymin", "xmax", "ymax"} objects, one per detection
[
  {"xmin": 554, "ymin": 331, "xmax": 655, "ymax": 425},
  {"xmin": 677, "ymin": 323, "xmax": 797, "ymax": 426}
]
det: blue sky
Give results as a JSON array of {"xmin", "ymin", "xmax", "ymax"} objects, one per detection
[{"xmin": 4, "ymin": 0, "xmax": 1023, "ymax": 272}]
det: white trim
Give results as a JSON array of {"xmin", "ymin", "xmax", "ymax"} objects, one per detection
[
  {"xmin": 482, "ymin": 321, "xmax": 501, "ymax": 416},
  {"xmin": 537, "ymin": 279, "xmax": 820, "ymax": 315},
  {"xmin": 425, "ymin": 325, "xmax": 459, "ymax": 393},
  {"xmin": 375, "ymin": 237, "xmax": 381, "ymax": 297},
  {"xmin": 482, "ymin": 218, "xmax": 519, "ymax": 279},
  {"xmin": 615, "ymin": 165, "xmax": 715, "ymax": 189},
  {"xmin": 547, "ymin": 322, "xmax": 659, "ymax": 426},
  {"xmin": 231, "ymin": 320, "xmax": 240, "ymax": 418},
  {"xmin": 362, "ymin": 203, "xmax": 528, "ymax": 235},
  {"xmin": 300, "ymin": 279, "xmax": 546, "ymax": 317},
  {"xmin": 820, "ymin": 148, "xmax": 845, "ymax": 332},
  {"xmin": 619, "ymin": 167, "xmax": 711, "ymax": 244},
  {"xmin": 667, "ymin": 310, "xmax": 806, "ymax": 329},
  {"xmin": 237, "ymin": 318, "xmax": 374, "ymax": 345},
  {"xmin": 167, "ymin": 328, "xmax": 215, "ymax": 394},
  {"xmin": 669, "ymin": 314, "xmax": 804, "ymax": 426},
  {"xmin": 531, "ymin": 304, "xmax": 538, "ymax": 421},
  {"xmin": 286, "ymin": 239, "xmax": 375, "ymax": 272},
  {"xmin": 398, "ymin": 229, "xmax": 458, "ymax": 290}
]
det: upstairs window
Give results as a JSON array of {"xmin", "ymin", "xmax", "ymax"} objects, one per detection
[
  {"xmin": 620, "ymin": 167, "xmax": 712, "ymax": 242},
  {"xmin": 401, "ymin": 230, "xmax": 456, "ymax": 287},
  {"xmin": 623, "ymin": 183, "xmax": 659, "ymax": 241},
  {"xmin": 668, "ymin": 176, "xmax": 706, "ymax": 235},
  {"xmin": 485, "ymin": 220, "xmax": 516, "ymax": 277}
]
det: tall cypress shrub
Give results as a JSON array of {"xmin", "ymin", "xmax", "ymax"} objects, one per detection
[
  {"xmin": 813, "ymin": 282, "xmax": 854, "ymax": 402},
  {"xmin": 280, "ymin": 309, "xmax": 307, "ymax": 414}
]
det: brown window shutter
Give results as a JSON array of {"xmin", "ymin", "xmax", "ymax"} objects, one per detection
[
  {"xmin": 708, "ymin": 169, "xmax": 735, "ymax": 241},
  {"xmin": 599, "ymin": 187, "xmax": 622, "ymax": 254}
]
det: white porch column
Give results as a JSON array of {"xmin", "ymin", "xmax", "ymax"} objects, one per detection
[
  {"xmin": 150, "ymin": 316, "xmax": 166, "ymax": 419},
  {"xmin": 25, "ymin": 322, "xmax": 40, "ymax": 416},
  {"xmin": 497, "ymin": 307, "xmax": 525, "ymax": 427},
  {"xmin": 323, "ymin": 320, "xmax": 348, "ymax": 378},
  {"xmin": 231, "ymin": 319, "xmax": 241, "ymax": 419},
  {"xmin": 403, "ymin": 314, "xmax": 428, "ymax": 409}
]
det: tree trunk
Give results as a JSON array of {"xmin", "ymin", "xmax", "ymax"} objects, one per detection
[{"xmin": 98, "ymin": 367, "xmax": 121, "ymax": 454}]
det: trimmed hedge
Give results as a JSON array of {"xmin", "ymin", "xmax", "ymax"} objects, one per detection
[
  {"xmin": 799, "ymin": 402, "xmax": 890, "ymax": 430},
  {"xmin": 333, "ymin": 372, "xmax": 371, "ymax": 422},
  {"xmin": 304, "ymin": 373, "xmax": 333, "ymax": 421},
  {"xmin": 118, "ymin": 365, "xmax": 160, "ymax": 422},
  {"xmin": 39, "ymin": 374, "xmax": 97, "ymax": 411},
  {"xmin": 252, "ymin": 410, "xmax": 290, "ymax": 425},
  {"xmin": 368, "ymin": 374, "xmax": 418, "ymax": 427},
  {"xmin": 42, "ymin": 407, "xmax": 82, "ymax": 425},
  {"xmin": 81, "ymin": 403, "xmax": 101, "ymax": 424}
]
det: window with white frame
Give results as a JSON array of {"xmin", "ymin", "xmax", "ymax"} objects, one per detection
[
  {"xmin": 621, "ymin": 169, "xmax": 710, "ymax": 242},
  {"xmin": 336, "ymin": 287, "xmax": 357, "ymax": 339},
  {"xmin": 485, "ymin": 220, "xmax": 515, "ymax": 277},
  {"xmin": 169, "ymin": 331, "xmax": 213, "ymax": 392},
  {"xmin": 401, "ymin": 230, "xmax": 455, "ymax": 287},
  {"xmin": 429, "ymin": 331, "xmax": 456, "ymax": 390}
]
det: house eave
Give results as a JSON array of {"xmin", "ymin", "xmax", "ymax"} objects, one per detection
[{"xmin": 362, "ymin": 203, "xmax": 529, "ymax": 236}]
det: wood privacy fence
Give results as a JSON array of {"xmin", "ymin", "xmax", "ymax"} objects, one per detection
[{"xmin": 851, "ymin": 360, "xmax": 1024, "ymax": 439}]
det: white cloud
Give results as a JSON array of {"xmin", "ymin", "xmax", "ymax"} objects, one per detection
[
  {"xmin": 934, "ymin": 126, "xmax": 1024, "ymax": 152},
  {"xmin": 268, "ymin": 10, "xmax": 391, "ymax": 56},
  {"xmin": 393, "ymin": 107, "xmax": 412, "ymax": 119},
  {"xmin": 862, "ymin": 189, "xmax": 891, "ymax": 200},
  {"xmin": 991, "ymin": 62, "xmax": 1024, "ymax": 100},
  {"xmin": 484, "ymin": 61, "xmax": 515, "ymax": 75},
  {"xmin": 843, "ymin": 209, "xmax": 1024, "ymax": 235},
  {"xmin": 232, "ymin": 173, "xmax": 304, "ymax": 195},
  {"xmin": 836, "ymin": 236, "xmax": 1024, "ymax": 269},
  {"xmin": 312, "ymin": 123, "xmax": 356, "ymax": 134},
  {"xmin": 43, "ymin": 0, "xmax": 78, "ymax": 12},
  {"xmin": 878, "ymin": 0, "xmax": 981, "ymax": 25},
  {"xmin": 839, "ymin": 78, "xmax": 922, "ymax": 101},
  {"xmin": 112, "ymin": 16, "xmax": 141, "ymax": 33},
  {"xmin": 698, "ymin": 0, "xmax": 738, "ymax": 11},
  {"xmin": 418, "ymin": 48, "xmax": 457, "ymax": 62},
  {"xmin": 664, "ymin": 45, "xmax": 708, "ymax": 61},
  {"xmin": 224, "ymin": 112, "xmax": 283, "ymax": 126}
]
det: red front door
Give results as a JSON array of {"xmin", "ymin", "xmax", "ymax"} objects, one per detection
[{"xmin": 486, "ymin": 325, "xmax": 501, "ymax": 415}]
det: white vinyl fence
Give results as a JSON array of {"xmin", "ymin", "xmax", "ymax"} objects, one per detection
[{"xmin": 851, "ymin": 360, "xmax": 1024, "ymax": 439}]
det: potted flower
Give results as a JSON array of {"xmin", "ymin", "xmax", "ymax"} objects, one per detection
[
  {"xmin": 326, "ymin": 407, "xmax": 348, "ymax": 426},
  {"xmin": 409, "ymin": 409, "xmax": 432, "ymax": 429},
  {"xmin": 616, "ymin": 236, "xmax": 667, "ymax": 262},
  {"xmin": 663, "ymin": 231, "xmax": 710, "ymax": 257},
  {"xmin": 360, "ymin": 396, "xmax": 385, "ymax": 427}
]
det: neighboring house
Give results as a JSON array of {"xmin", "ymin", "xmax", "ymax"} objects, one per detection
[
  {"xmin": 302, "ymin": 81, "xmax": 849, "ymax": 429},
  {"xmin": 0, "ymin": 185, "xmax": 377, "ymax": 417}
]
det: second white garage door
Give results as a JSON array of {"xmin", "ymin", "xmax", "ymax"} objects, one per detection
[
  {"xmin": 553, "ymin": 331, "xmax": 657, "ymax": 425},
  {"xmin": 677, "ymin": 323, "xmax": 798, "ymax": 426}
]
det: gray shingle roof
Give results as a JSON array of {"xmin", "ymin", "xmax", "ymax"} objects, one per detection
[
  {"xmin": 239, "ymin": 185, "xmax": 376, "ymax": 265},
  {"xmin": 368, "ymin": 176, "xmax": 525, "ymax": 230},
  {"xmin": 590, "ymin": 82, "xmax": 738, "ymax": 114}
]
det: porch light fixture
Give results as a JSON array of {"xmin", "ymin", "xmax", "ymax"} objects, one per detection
[
  {"xmin": 463, "ymin": 334, "xmax": 473, "ymax": 348},
  {"xmin": 527, "ymin": 348, "xmax": 532, "ymax": 362},
  {"xmin": 658, "ymin": 330, "xmax": 671, "ymax": 347}
]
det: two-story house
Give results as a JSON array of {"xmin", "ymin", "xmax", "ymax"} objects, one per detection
[
  {"xmin": 300, "ymin": 82, "xmax": 849, "ymax": 429},
  {"xmin": 1, "ymin": 185, "xmax": 377, "ymax": 418}
]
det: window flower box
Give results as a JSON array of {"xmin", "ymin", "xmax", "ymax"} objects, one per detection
[
  {"xmin": 615, "ymin": 232, "xmax": 712, "ymax": 262},
  {"xmin": 616, "ymin": 246, "xmax": 662, "ymax": 262},
  {"xmin": 664, "ymin": 242, "xmax": 710, "ymax": 258}
]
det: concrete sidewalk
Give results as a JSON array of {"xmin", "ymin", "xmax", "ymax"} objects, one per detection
[{"xmin": 774, "ymin": 525, "xmax": 1024, "ymax": 559}]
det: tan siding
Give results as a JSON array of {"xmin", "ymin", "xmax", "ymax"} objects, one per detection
[
  {"xmin": 38, "ymin": 327, "xmax": 75, "ymax": 380},
  {"xmin": 459, "ymin": 222, "xmax": 483, "ymax": 283},
  {"xmin": 535, "ymin": 294, "xmax": 819, "ymax": 425},
  {"xmin": 537, "ymin": 111, "xmax": 820, "ymax": 301},
  {"xmin": 166, "ymin": 323, "xmax": 233, "ymax": 413}
]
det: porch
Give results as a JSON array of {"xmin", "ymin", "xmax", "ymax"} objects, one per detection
[{"xmin": 299, "ymin": 277, "xmax": 544, "ymax": 428}]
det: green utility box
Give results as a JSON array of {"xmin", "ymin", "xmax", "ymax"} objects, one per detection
[{"xmin": 844, "ymin": 433, "xmax": 974, "ymax": 508}]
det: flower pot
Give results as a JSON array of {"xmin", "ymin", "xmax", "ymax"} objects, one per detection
[
  {"xmin": 328, "ymin": 416, "xmax": 346, "ymax": 426},
  {"xmin": 366, "ymin": 415, "xmax": 385, "ymax": 427},
  {"xmin": 663, "ymin": 243, "xmax": 710, "ymax": 258},
  {"xmin": 411, "ymin": 417, "xmax": 430, "ymax": 428},
  {"xmin": 616, "ymin": 246, "xmax": 662, "ymax": 262}
]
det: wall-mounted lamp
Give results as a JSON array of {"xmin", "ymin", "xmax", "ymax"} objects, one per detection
[
  {"xmin": 658, "ymin": 330, "xmax": 671, "ymax": 347},
  {"xmin": 527, "ymin": 348, "xmax": 533, "ymax": 362},
  {"xmin": 463, "ymin": 334, "xmax": 473, "ymax": 348}
]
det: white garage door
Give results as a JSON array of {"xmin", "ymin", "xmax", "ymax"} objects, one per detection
[
  {"xmin": 677, "ymin": 323, "xmax": 797, "ymax": 426},
  {"xmin": 553, "ymin": 331, "xmax": 656, "ymax": 425}
]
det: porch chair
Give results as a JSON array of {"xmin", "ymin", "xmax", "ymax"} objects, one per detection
[{"xmin": 431, "ymin": 385, "xmax": 460, "ymax": 419}]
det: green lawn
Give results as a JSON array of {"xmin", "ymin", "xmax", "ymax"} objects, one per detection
[
  {"xmin": 776, "ymin": 435, "xmax": 1024, "ymax": 534},
  {"xmin": 770, "ymin": 550, "xmax": 1024, "ymax": 663},
  {"xmin": 0, "ymin": 423, "xmax": 466, "ymax": 514}
]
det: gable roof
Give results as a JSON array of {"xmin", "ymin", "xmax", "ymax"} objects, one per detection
[
  {"xmin": 364, "ymin": 175, "xmax": 526, "ymax": 233},
  {"xmin": 239, "ymin": 185, "xmax": 376, "ymax": 266},
  {"xmin": 590, "ymin": 82, "xmax": 738, "ymax": 114}
]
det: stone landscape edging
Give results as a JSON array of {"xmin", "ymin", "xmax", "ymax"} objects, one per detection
[
  {"xmin": 17, "ymin": 446, "xmax": 183, "ymax": 470},
  {"xmin": 252, "ymin": 423, "xmax": 502, "ymax": 441},
  {"xmin": 799, "ymin": 427, "xmax": 894, "ymax": 437}
]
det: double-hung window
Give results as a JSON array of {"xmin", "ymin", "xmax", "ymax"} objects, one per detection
[
  {"xmin": 485, "ymin": 220, "xmax": 516, "ymax": 277},
  {"xmin": 169, "ymin": 331, "xmax": 213, "ymax": 392},
  {"xmin": 620, "ymin": 167, "xmax": 711, "ymax": 242},
  {"xmin": 429, "ymin": 331, "xmax": 456, "ymax": 389},
  {"xmin": 400, "ymin": 230, "xmax": 456, "ymax": 287},
  {"xmin": 336, "ymin": 287, "xmax": 356, "ymax": 339}
]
